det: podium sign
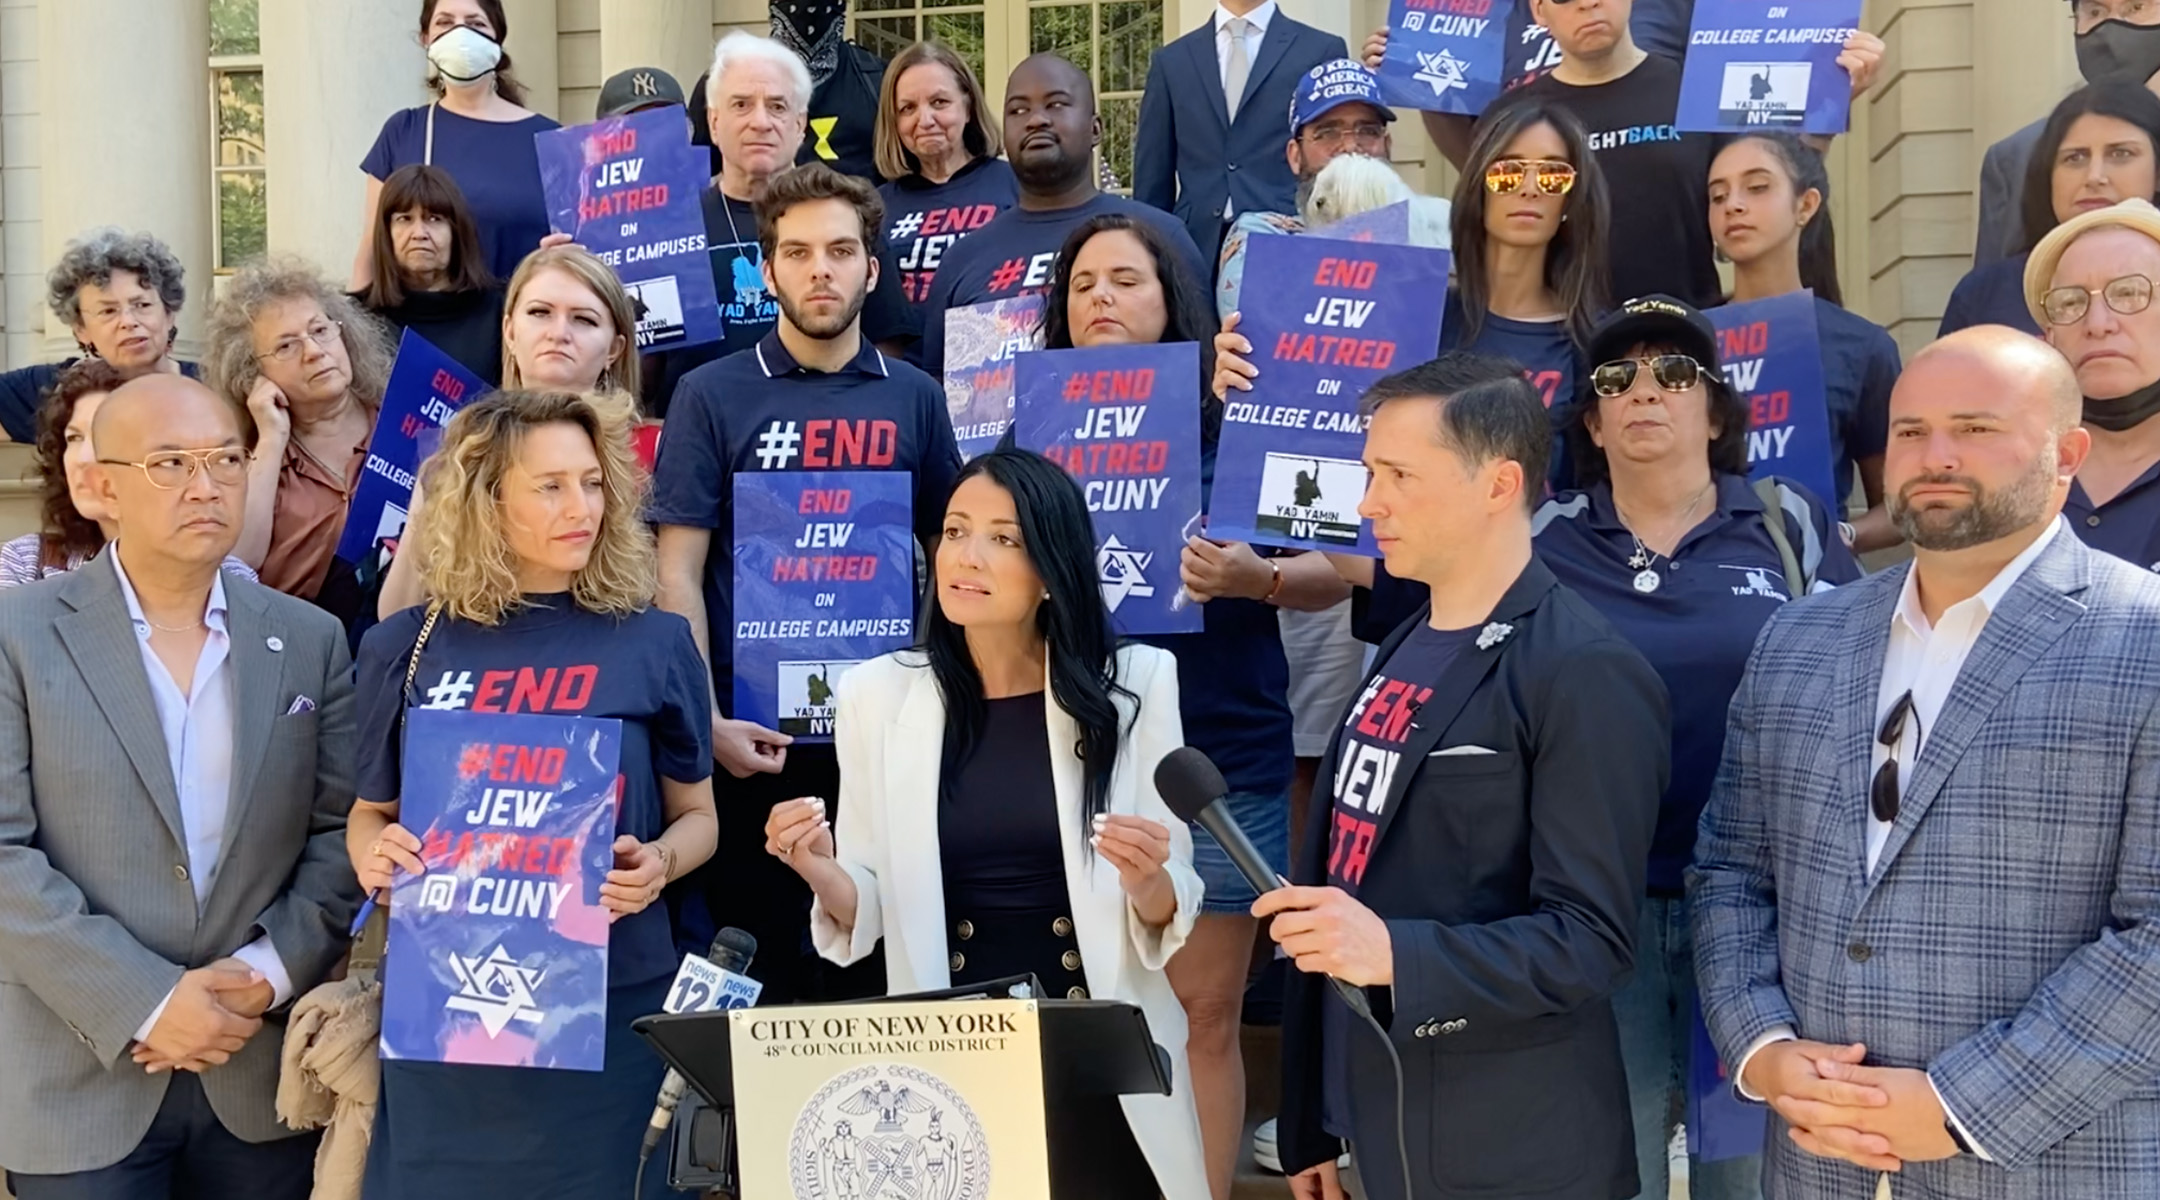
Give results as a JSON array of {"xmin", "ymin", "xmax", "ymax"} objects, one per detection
[{"xmin": 728, "ymin": 998, "xmax": 1051, "ymax": 1200}]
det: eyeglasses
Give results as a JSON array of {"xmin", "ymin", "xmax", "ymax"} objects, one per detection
[
  {"xmin": 255, "ymin": 320, "xmax": 344, "ymax": 365},
  {"xmin": 98, "ymin": 447, "xmax": 252, "ymax": 490},
  {"xmin": 1484, "ymin": 158, "xmax": 1578, "ymax": 197},
  {"xmin": 2041, "ymin": 274, "xmax": 2154, "ymax": 326},
  {"xmin": 1303, "ymin": 121, "xmax": 1389, "ymax": 150},
  {"xmin": 1591, "ymin": 354, "xmax": 1703, "ymax": 397},
  {"xmin": 84, "ymin": 297, "xmax": 164, "ymax": 326},
  {"xmin": 1872, "ymin": 689, "xmax": 1919, "ymax": 824}
]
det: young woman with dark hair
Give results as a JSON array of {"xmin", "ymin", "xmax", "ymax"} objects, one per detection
[
  {"xmin": 764, "ymin": 448, "xmax": 1210, "ymax": 1199},
  {"xmin": 355, "ymin": 163, "xmax": 505, "ymax": 385},
  {"xmin": 1942, "ymin": 83, "xmax": 2160, "ymax": 337},
  {"xmin": 1039, "ymin": 212, "xmax": 1348, "ymax": 1200},
  {"xmin": 1708, "ymin": 131, "xmax": 1904, "ymax": 551},
  {"xmin": 353, "ymin": 0, "xmax": 559, "ymax": 287}
]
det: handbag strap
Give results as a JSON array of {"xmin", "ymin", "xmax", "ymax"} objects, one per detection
[{"xmin": 401, "ymin": 601, "xmax": 445, "ymax": 711}]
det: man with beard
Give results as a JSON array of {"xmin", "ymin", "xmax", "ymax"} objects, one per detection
[
  {"xmin": 1692, "ymin": 325, "xmax": 2160, "ymax": 1199},
  {"xmin": 652, "ymin": 164, "xmax": 961, "ymax": 1002},
  {"xmin": 2027, "ymin": 197, "xmax": 2160, "ymax": 570},
  {"xmin": 915, "ymin": 53, "xmax": 1206, "ymax": 379}
]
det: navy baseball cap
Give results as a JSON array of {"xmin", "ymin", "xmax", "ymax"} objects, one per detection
[{"xmin": 1289, "ymin": 59, "xmax": 1397, "ymax": 135}]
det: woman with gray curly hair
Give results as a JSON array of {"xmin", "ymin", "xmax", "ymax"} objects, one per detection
[
  {"xmin": 0, "ymin": 227, "xmax": 190, "ymax": 445},
  {"xmin": 205, "ymin": 256, "xmax": 395, "ymax": 618}
]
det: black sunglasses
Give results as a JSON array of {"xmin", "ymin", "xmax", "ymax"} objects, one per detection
[
  {"xmin": 1872, "ymin": 690, "xmax": 1919, "ymax": 824},
  {"xmin": 1591, "ymin": 354, "xmax": 1703, "ymax": 398}
]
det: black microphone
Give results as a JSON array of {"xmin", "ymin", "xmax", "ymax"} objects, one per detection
[
  {"xmin": 640, "ymin": 928, "xmax": 759, "ymax": 1159},
  {"xmin": 1155, "ymin": 747, "xmax": 1375, "ymax": 1022}
]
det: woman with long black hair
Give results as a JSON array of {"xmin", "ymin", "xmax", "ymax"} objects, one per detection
[
  {"xmin": 763, "ymin": 448, "xmax": 1209, "ymax": 1198},
  {"xmin": 1038, "ymin": 212, "xmax": 1349, "ymax": 1200}
]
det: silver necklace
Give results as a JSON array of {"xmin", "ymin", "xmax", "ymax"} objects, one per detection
[
  {"xmin": 144, "ymin": 615, "xmax": 203, "ymax": 633},
  {"xmin": 1617, "ymin": 480, "xmax": 1714, "ymax": 595}
]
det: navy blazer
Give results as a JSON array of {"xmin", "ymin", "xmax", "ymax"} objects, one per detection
[
  {"xmin": 1133, "ymin": 13, "xmax": 1346, "ymax": 267},
  {"xmin": 1279, "ymin": 557, "xmax": 1669, "ymax": 1200}
]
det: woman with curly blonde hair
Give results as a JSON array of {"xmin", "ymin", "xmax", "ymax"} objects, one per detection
[
  {"xmin": 348, "ymin": 389, "xmax": 716, "ymax": 1200},
  {"xmin": 205, "ymin": 255, "xmax": 395, "ymax": 621}
]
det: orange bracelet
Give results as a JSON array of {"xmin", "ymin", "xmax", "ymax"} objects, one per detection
[{"xmin": 1263, "ymin": 559, "xmax": 1284, "ymax": 602}]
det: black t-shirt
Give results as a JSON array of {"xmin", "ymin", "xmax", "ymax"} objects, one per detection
[
  {"xmin": 0, "ymin": 358, "xmax": 204, "ymax": 444},
  {"xmin": 361, "ymin": 285, "xmax": 506, "ymax": 388},
  {"xmin": 939, "ymin": 694, "xmax": 1065, "ymax": 912},
  {"xmin": 915, "ymin": 192, "xmax": 1208, "ymax": 378},
  {"xmin": 878, "ymin": 157, "xmax": 1021, "ymax": 344},
  {"xmin": 799, "ymin": 44, "xmax": 889, "ymax": 184},
  {"xmin": 1508, "ymin": 55, "xmax": 1719, "ymax": 308},
  {"xmin": 641, "ymin": 189, "xmax": 912, "ymax": 417},
  {"xmin": 354, "ymin": 599, "xmax": 715, "ymax": 988},
  {"xmin": 645, "ymin": 332, "xmax": 963, "ymax": 705}
]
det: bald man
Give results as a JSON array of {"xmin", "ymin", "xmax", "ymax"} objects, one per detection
[
  {"xmin": 0, "ymin": 376, "xmax": 361, "ymax": 1198},
  {"xmin": 914, "ymin": 52, "xmax": 1206, "ymax": 378},
  {"xmin": 1690, "ymin": 326, "xmax": 2160, "ymax": 1199}
]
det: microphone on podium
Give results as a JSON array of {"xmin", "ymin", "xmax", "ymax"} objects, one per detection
[
  {"xmin": 640, "ymin": 927, "xmax": 759, "ymax": 1161},
  {"xmin": 1153, "ymin": 747, "xmax": 1375, "ymax": 1022}
]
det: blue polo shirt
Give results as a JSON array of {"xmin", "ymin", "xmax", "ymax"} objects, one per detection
[
  {"xmin": 1354, "ymin": 474, "xmax": 1860, "ymax": 892},
  {"xmin": 915, "ymin": 192, "xmax": 1207, "ymax": 379},
  {"xmin": 1135, "ymin": 437, "xmax": 1294, "ymax": 796},
  {"xmin": 2068, "ymin": 462, "xmax": 2160, "ymax": 572},
  {"xmin": 648, "ymin": 331, "xmax": 963, "ymax": 706},
  {"xmin": 1939, "ymin": 255, "xmax": 2041, "ymax": 339}
]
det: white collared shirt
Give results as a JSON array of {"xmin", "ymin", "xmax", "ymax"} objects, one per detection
[
  {"xmin": 114, "ymin": 551, "xmax": 292, "ymax": 1040},
  {"xmin": 1215, "ymin": 0, "xmax": 1275, "ymax": 79},
  {"xmin": 1733, "ymin": 519, "xmax": 2066, "ymax": 1160}
]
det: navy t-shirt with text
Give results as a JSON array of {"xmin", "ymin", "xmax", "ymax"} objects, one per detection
[
  {"xmin": 916, "ymin": 191, "xmax": 1207, "ymax": 379},
  {"xmin": 879, "ymin": 157, "xmax": 1021, "ymax": 343},
  {"xmin": 1442, "ymin": 291, "xmax": 1584, "ymax": 487},
  {"xmin": 1810, "ymin": 296, "xmax": 1901, "ymax": 500},
  {"xmin": 353, "ymin": 600, "xmax": 714, "ymax": 988},
  {"xmin": 647, "ymin": 332, "xmax": 962, "ymax": 706}
]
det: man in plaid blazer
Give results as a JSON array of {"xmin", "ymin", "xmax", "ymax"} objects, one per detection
[{"xmin": 1691, "ymin": 326, "xmax": 2160, "ymax": 1199}]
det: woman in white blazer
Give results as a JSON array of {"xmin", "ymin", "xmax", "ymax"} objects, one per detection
[{"xmin": 764, "ymin": 448, "xmax": 1211, "ymax": 1200}]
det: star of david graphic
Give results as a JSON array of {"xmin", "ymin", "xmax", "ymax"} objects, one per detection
[
  {"xmin": 443, "ymin": 944, "xmax": 547, "ymax": 1037},
  {"xmin": 1414, "ymin": 48, "xmax": 1471, "ymax": 97},
  {"xmin": 1096, "ymin": 535, "xmax": 1157, "ymax": 612}
]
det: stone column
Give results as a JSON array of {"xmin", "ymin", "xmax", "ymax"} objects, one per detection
[
  {"xmin": 259, "ymin": 0, "xmax": 428, "ymax": 287},
  {"xmin": 601, "ymin": 0, "xmax": 716, "ymax": 110},
  {"xmin": 37, "ymin": 0, "xmax": 212, "ymax": 360},
  {"xmin": 499, "ymin": 0, "xmax": 560, "ymax": 123}
]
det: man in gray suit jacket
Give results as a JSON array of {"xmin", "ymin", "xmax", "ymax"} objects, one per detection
[
  {"xmin": 1692, "ymin": 326, "xmax": 2160, "ymax": 1198},
  {"xmin": 0, "ymin": 377, "xmax": 361, "ymax": 1198}
]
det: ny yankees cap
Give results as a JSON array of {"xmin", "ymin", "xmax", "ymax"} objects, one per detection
[
  {"xmin": 1289, "ymin": 59, "xmax": 1397, "ymax": 135},
  {"xmin": 597, "ymin": 66, "xmax": 688, "ymax": 119}
]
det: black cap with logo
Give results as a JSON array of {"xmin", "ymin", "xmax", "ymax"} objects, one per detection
[
  {"xmin": 596, "ymin": 67, "xmax": 688, "ymax": 120},
  {"xmin": 1586, "ymin": 294, "xmax": 1723, "ymax": 372}
]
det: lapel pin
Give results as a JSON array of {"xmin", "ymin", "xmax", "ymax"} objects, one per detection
[
  {"xmin": 1475, "ymin": 622, "xmax": 1513, "ymax": 651},
  {"xmin": 266, "ymin": 636, "xmax": 283, "ymax": 652}
]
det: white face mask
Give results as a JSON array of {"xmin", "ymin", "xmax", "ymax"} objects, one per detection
[{"xmin": 427, "ymin": 25, "xmax": 502, "ymax": 84}]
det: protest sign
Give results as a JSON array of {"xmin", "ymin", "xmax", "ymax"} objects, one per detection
[
  {"xmin": 336, "ymin": 330, "xmax": 486, "ymax": 567},
  {"xmin": 1011, "ymin": 343, "xmax": 1204, "ymax": 636},
  {"xmin": 1709, "ymin": 291, "xmax": 1839, "ymax": 505},
  {"xmin": 536, "ymin": 107, "xmax": 721, "ymax": 351},
  {"xmin": 1311, "ymin": 201, "xmax": 1412, "ymax": 247},
  {"xmin": 1379, "ymin": 0, "xmax": 1512, "ymax": 115},
  {"xmin": 733, "ymin": 472, "xmax": 915, "ymax": 742},
  {"xmin": 942, "ymin": 296, "xmax": 1045, "ymax": 458},
  {"xmin": 382, "ymin": 709, "xmax": 622, "ymax": 1070},
  {"xmin": 1677, "ymin": 0, "xmax": 1862, "ymax": 134},
  {"xmin": 1686, "ymin": 1001, "xmax": 1768, "ymax": 1161},
  {"xmin": 1210, "ymin": 232, "xmax": 1452, "ymax": 555}
]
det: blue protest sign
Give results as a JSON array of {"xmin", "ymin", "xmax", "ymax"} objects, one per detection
[
  {"xmin": 536, "ymin": 107, "xmax": 722, "ymax": 351},
  {"xmin": 336, "ymin": 329, "xmax": 487, "ymax": 567},
  {"xmin": 1211, "ymin": 233, "xmax": 1452, "ymax": 556},
  {"xmin": 942, "ymin": 296, "xmax": 1045, "ymax": 459},
  {"xmin": 1685, "ymin": 1000, "xmax": 1767, "ymax": 1160},
  {"xmin": 1380, "ymin": 0, "xmax": 1511, "ymax": 115},
  {"xmin": 382, "ymin": 709, "xmax": 622, "ymax": 1070},
  {"xmin": 1677, "ymin": 0, "xmax": 1862, "ymax": 134},
  {"xmin": 1709, "ymin": 291, "xmax": 1839, "ymax": 505},
  {"xmin": 732, "ymin": 472, "xmax": 916, "ymax": 742},
  {"xmin": 1011, "ymin": 343, "xmax": 1205, "ymax": 636},
  {"xmin": 1311, "ymin": 202, "xmax": 1412, "ymax": 247}
]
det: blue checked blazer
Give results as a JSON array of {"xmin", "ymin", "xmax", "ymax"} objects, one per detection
[{"xmin": 1690, "ymin": 527, "xmax": 2160, "ymax": 1199}]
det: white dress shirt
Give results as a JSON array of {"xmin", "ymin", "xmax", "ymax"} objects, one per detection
[
  {"xmin": 114, "ymin": 552, "xmax": 292, "ymax": 1041},
  {"xmin": 1214, "ymin": 1, "xmax": 1275, "ymax": 217},
  {"xmin": 1733, "ymin": 519, "xmax": 2066, "ymax": 1160}
]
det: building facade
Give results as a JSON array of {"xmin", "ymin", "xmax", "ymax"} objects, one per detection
[{"xmin": 0, "ymin": 0, "xmax": 2089, "ymax": 376}]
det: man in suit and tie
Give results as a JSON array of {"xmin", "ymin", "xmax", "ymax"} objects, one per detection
[
  {"xmin": 0, "ymin": 376, "xmax": 361, "ymax": 1198},
  {"xmin": 1134, "ymin": 0, "xmax": 1347, "ymax": 267},
  {"xmin": 1692, "ymin": 325, "xmax": 2160, "ymax": 1198},
  {"xmin": 1256, "ymin": 353, "xmax": 1668, "ymax": 1200}
]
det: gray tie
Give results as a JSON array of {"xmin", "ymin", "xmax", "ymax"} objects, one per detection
[{"xmin": 1224, "ymin": 17, "xmax": 1251, "ymax": 121}]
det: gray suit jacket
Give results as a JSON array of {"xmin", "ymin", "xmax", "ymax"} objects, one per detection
[
  {"xmin": 1691, "ymin": 528, "xmax": 2160, "ymax": 1198},
  {"xmin": 0, "ymin": 556, "xmax": 361, "ymax": 1174},
  {"xmin": 1975, "ymin": 118, "xmax": 2045, "ymax": 267}
]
